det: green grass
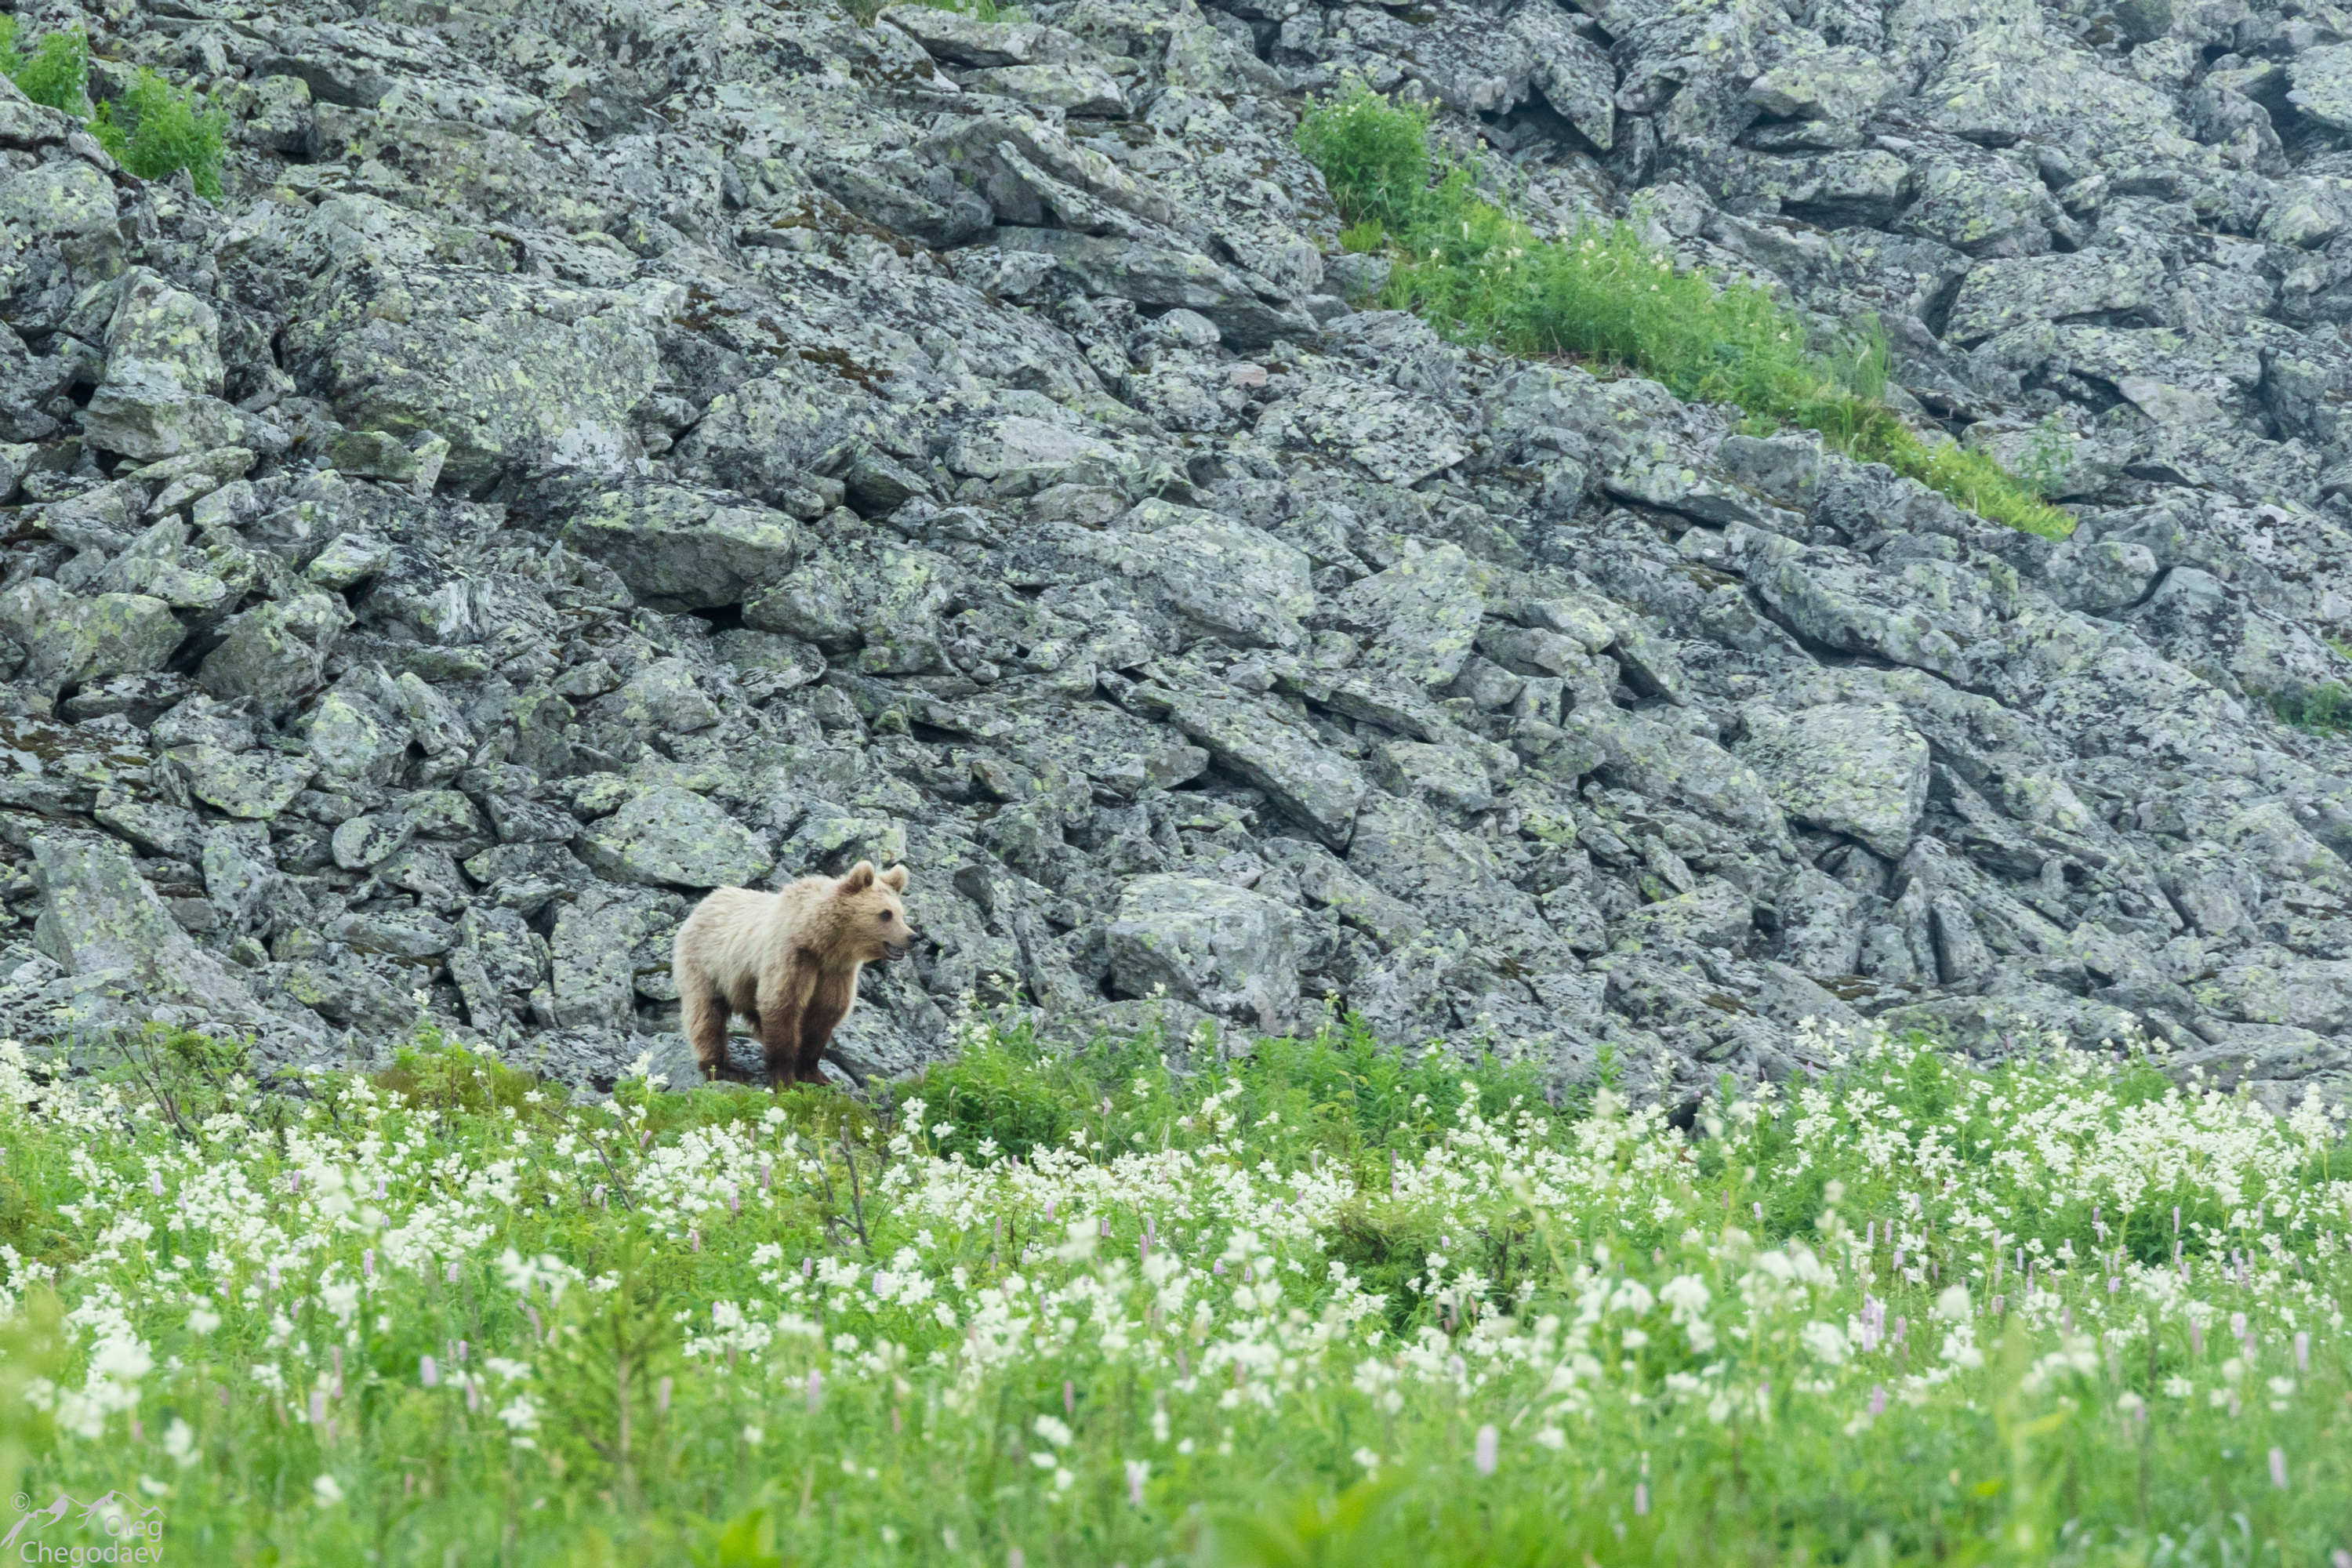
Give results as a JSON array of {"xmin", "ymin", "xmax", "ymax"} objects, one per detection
[
  {"xmin": 0, "ymin": 1007, "xmax": 2346, "ymax": 1565},
  {"xmin": 93, "ymin": 67, "xmax": 227, "ymax": 200},
  {"xmin": 0, "ymin": 17, "xmax": 89, "ymax": 114},
  {"xmin": 1296, "ymin": 91, "xmax": 2077, "ymax": 540}
]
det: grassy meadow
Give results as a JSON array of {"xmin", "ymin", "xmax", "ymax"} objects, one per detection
[{"xmin": 0, "ymin": 1006, "xmax": 2344, "ymax": 1565}]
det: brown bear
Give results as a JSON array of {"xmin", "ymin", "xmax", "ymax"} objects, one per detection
[{"xmin": 672, "ymin": 860, "xmax": 913, "ymax": 1088}]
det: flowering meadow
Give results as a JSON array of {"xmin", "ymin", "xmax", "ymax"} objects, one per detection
[{"xmin": 0, "ymin": 1011, "xmax": 2348, "ymax": 1567}]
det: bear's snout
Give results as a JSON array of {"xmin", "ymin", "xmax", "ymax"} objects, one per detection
[{"xmin": 880, "ymin": 935, "xmax": 913, "ymax": 961}]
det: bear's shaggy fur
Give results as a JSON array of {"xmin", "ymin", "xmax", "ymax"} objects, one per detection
[{"xmin": 672, "ymin": 860, "xmax": 913, "ymax": 1087}]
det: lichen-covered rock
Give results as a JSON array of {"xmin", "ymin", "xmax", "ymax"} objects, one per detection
[
  {"xmin": 1107, "ymin": 874, "xmax": 1299, "ymax": 1029},
  {"xmin": 31, "ymin": 836, "xmax": 256, "ymax": 1018},
  {"xmin": 199, "ymin": 599, "xmax": 333, "ymax": 720},
  {"xmin": 0, "ymin": 580, "xmax": 185, "ymax": 698},
  {"xmin": 548, "ymin": 886, "xmax": 677, "ymax": 1033},
  {"xmin": 576, "ymin": 786, "xmax": 775, "ymax": 890},
  {"xmin": 168, "ymin": 744, "xmax": 318, "ymax": 820},
  {"xmin": 1162, "ymin": 688, "xmax": 1367, "ymax": 848},
  {"xmin": 84, "ymin": 269, "xmax": 254, "ymax": 461},
  {"xmin": 1738, "ymin": 704, "xmax": 1930, "ymax": 859},
  {"xmin": 564, "ymin": 487, "xmax": 800, "ymax": 612}
]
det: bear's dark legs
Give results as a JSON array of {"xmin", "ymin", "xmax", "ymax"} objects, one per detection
[
  {"xmin": 796, "ymin": 967, "xmax": 858, "ymax": 1085},
  {"xmin": 757, "ymin": 1001, "xmax": 803, "ymax": 1091},
  {"xmin": 684, "ymin": 989, "xmax": 746, "ymax": 1083}
]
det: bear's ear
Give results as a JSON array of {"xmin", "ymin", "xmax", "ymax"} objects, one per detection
[
  {"xmin": 839, "ymin": 861, "xmax": 877, "ymax": 894},
  {"xmin": 880, "ymin": 863, "xmax": 909, "ymax": 892}
]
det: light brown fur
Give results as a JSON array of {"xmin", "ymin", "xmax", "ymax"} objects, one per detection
[{"xmin": 672, "ymin": 860, "xmax": 913, "ymax": 1088}]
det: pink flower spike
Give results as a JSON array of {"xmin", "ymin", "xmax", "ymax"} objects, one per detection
[
  {"xmin": 1474, "ymin": 1424, "xmax": 1498, "ymax": 1476},
  {"xmin": 310, "ymin": 1391, "xmax": 328, "ymax": 1427},
  {"xmin": 1869, "ymin": 1385, "xmax": 1886, "ymax": 1417},
  {"xmin": 2191, "ymin": 1322, "xmax": 2204, "ymax": 1356},
  {"xmin": 1126, "ymin": 1460, "xmax": 1149, "ymax": 1506},
  {"xmin": 447, "ymin": 1261, "xmax": 459, "ymax": 1284},
  {"xmin": 1634, "ymin": 1483, "xmax": 1649, "ymax": 1517},
  {"xmin": 691, "ymin": 1229, "xmax": 701, "ymax": 1254},
  {"xmin": 657, "ymin": 1376, "xmax": 673, "ymax": 1414},
  {"xmin": 2270, "ymin": 1447, "xmax": 2288, "ymax": 1490},
  {"xmin": 807, "ymin": 1370, "xmax": 822, "ymax": 1412},
  {"xmin": 1010, "ymin": 1551, "xmax": 1025, "ymax": 1568},
  {"xmin": 420, "ymin": 1356, "xmax": 438, "ymax": 1388},
  {"xmin": 148, "ymin": 1171, "xmax": 163, "ymax": 1197},
  {"xmin": 363, "ymin": 1250, "xmax": 375, "ymax": 1279},
  {"xmin": 1064, "ymin": 1380, "xmax": 1075, "ymax": 1417}
]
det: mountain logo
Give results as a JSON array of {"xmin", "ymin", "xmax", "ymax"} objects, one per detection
[{"xmin": 0, "ymin": 1491, "xmax": 165, "ymax": 1560}]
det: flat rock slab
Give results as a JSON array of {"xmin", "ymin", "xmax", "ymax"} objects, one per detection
[
  {"xmin": 1107, "ymin": 873, "xmax": 1300, "ymax": 1029},
  {"xmin": 1737, "ymin": 703, "xmax": 1929, "ymax": 859},
  {"xmin": 578, "ymin": 786, "xmax": 776, "ymax": 890}
]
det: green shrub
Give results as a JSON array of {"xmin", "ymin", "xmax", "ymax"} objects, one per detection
[
  {"xmin": 2271, "ymin": 681, "xmax": 2352, "ymax": 735},
  {"xmin": 92, "ymin": 66, "xmax": 226, "ymax": 200},
  {"xmin": 0, "ymin": 19, "xmax": 89, "ymax": 114},
  {"xmin": 1295, "ymin": 89, "xmax": 2076, "ymax": 539}
]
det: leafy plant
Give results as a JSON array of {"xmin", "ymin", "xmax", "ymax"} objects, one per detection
[
  {"xmin": 2271, "ymin": 681, "xmax": 2352, "ymax": 735},
  {"xmin": 0, "ymin": 19, "xmax": 89, "ymax": 114},
  {"xmin": 1294, "ymin": 89, "xmax": 2077, "ymax": 539},
  {"xmin": 92, "ymin": 67, "xmax": 227, "ymax": 199},
  {"xmin": 2020, "ymin": 412, "xmax": 2078, "ymax": 500}
]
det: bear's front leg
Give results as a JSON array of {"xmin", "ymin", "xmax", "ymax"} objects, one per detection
[
  {"xmin": 755, "ymin": 1000, "xmax": 803, "ymax": 1091},
  {"xmin": 794, "ymin": 968, "xmax": 858, "ymax": 1084}
]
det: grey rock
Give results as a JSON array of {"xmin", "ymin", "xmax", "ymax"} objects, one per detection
[
  {"xmin": 549, "ymin": 886, "xmax": 678, "ymax": 1033},
  {"xmin": 1163, "ymin": 688, "xmax": 1367, "ymax": 848},
  {"xmin": 198, "ymin": 599, "xmax": 334, "ymax": 720},
  {"xmin": 1107, "ymin": 873, "xmax": 1300, "ymax": 1029},
  {"xmin": 564, "ymin": 486, "xmax": 800, "ymax": 612},
  {"xmin": 31, "ymin": 836, "xmax": 255, "ymax": 1015},
  {"xmin": 1738, "ymin": 704, "xmax": 1929, "ymax": 859},
  {"xmin": 576, "ymin": 786, "xmax": 775, "ymax": 890},
  {"xmin": 305, "ymin": 533, "xmax": 394, "ymax": 590},
  {"xmin": 169, "ymin": 745, "xmax": 317, "ymax": 820},
  {"xmin": 331, "ymin": 813, "xmax": 413, "ymax": 870}
]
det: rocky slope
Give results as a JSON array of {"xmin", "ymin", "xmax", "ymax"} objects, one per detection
[{"xmin": 5, "ymin": 0, "xmax": 2352, "ymax": 1106}]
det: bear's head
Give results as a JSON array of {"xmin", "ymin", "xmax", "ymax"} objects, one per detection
[{"xmin": 834, "ymin": 860, "xmax": 913, "ymax": 962}]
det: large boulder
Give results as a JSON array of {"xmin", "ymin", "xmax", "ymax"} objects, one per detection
[
  {"xmin": 564, "ymin": 486, "xmax": 801, "ymax": 611},
  {"xmin": 1737, "ymin": 704, "xmax": 1930, "ymax": 859},
  {"xmin": 31, "ymin": 836, "xmax": 256, "ymax": 1016},
  {"xmin": 576, "ymin": 787, "xmax": 775, "ymax": 890},
  {"xmin": 1107, "ymin": 874, "xmax": 1300, "ymax": 1029}
]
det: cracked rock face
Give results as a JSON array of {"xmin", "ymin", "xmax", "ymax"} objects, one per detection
[{"xmin": 5, "ymin": 0, "xmax": 2352, "ymax": 1112}]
